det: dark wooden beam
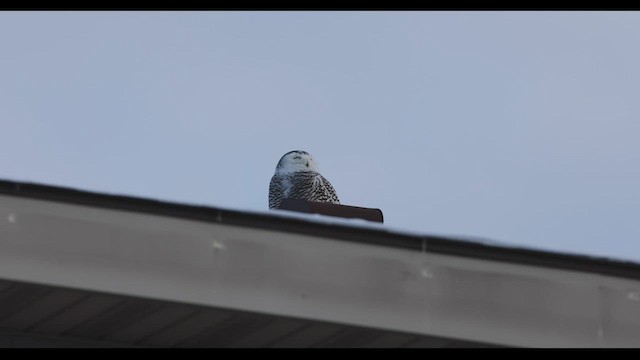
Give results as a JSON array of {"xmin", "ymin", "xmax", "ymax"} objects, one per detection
[{"xmin": 278, "ymin": 199, "xmax": 383, "ymax": 223}]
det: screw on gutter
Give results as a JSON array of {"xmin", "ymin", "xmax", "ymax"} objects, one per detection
[{"xmin": 211, "ymin": 240, "xmax": 226, "ymax": 251}]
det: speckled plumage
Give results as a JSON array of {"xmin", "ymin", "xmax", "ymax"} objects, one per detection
[{"xmin": 269, "ymin": 150, "xmax": 340, "ymax": 209}]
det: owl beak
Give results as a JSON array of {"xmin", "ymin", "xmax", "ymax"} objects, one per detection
[{"xmin": 306, "ymin": 161, "xmax": 309, "ymax": 167}]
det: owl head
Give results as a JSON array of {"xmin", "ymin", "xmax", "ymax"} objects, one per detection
[{"xmin": 275, "ymin": 150, "xmax": 319, "ymax": 175}]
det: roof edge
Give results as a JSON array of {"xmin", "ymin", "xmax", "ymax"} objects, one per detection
[{"xmin": 1, "ymin": 178, "xmax": 640, "ymax": 281}]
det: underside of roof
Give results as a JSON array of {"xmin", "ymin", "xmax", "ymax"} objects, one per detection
[
  {"xmin": 0, "ymin": 179, "xmax": 639, "ymax": 348},
  {"xmin": 0, "ymin": 278, "xmax": 494, "ymax": 348}
]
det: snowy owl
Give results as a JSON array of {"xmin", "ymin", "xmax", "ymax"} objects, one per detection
[{"xmin": 269, "ymin": 150, "xmax": 340, "ymax": 209}]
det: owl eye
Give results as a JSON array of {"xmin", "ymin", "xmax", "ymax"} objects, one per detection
[{"xmin": 293, "ymin": 156, "xmax": 301, "ymax": 160}]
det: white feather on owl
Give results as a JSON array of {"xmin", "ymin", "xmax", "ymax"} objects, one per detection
[{"xmin": 269, "ymin": 150, "xmax": 340, "ymax": 209}]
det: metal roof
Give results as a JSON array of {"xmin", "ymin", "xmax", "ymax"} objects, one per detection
[{"xmin": 1, "ymin": 179, "xmax": 639, "ymax": 347}]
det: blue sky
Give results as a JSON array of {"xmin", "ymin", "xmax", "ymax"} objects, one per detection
[{"xmin": 1, "ymin": 11, "xmax": 639, "ymax": 261}]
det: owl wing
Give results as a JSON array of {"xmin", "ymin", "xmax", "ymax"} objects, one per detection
[
  {"xmin": 313, "ymin": 173, "xmax": 340, "ymax": 204},
  {"xmin": 269, "ymin": 175, "xmax": 286, "ymax": 209}
]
